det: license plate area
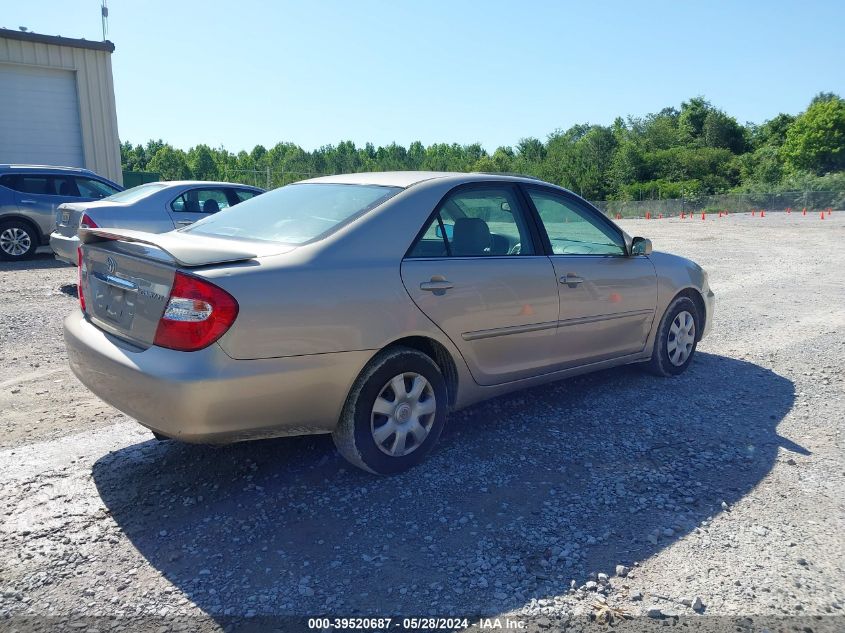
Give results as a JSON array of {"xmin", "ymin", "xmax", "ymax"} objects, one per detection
[
  {"xmin": 61, "ymin": 211, "xmax": 70, "ymax": 224},
  {"xmin": 92, "ymin": 273, "xmax": 138, "ymax": 329}
]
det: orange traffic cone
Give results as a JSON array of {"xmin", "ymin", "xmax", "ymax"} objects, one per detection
[
  {"xmin": 761, "ymin": 209, "xmax": 765, "ymax": 218},
  {"xmin": 701, "ymin": 212, "xmax": 706, "ymax": 221},
  {"xmin": 752, "ymin": 210, "xmax": 756, "ymax": 217},
  {"xmin": 828, "ymin": 208, "xmax": 832, "ymax": 216},
  {"xmin": 681, "ymin": 212, "xmax": 685, "ymax": 219},
  {"xmin": 820, "ymin": 211, "xmax": 825, "ymax": 220},
  {"xmin": 803, "ymin": 207, "xmax": 807, "ymax": 216}
]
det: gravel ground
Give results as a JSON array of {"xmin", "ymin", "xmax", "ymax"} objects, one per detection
[{"xmin": 0, "ymin": 213, "xmax": 843, "ymax": 632}]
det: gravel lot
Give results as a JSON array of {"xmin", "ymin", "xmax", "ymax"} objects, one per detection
[{"xmin": 1, "ymin": 213, "xmax": 843, "ymax": 632}]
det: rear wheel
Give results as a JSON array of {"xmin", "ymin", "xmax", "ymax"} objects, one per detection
[
  {"xmin": 647, "ymin": 296, "xmax": 700, "ymax": 376},
  {"xmin": 0, "ymin": 220, "xmax": 37, "ymax": 261},
  {"xmin": 333, "ymin": 346, "xmax": 448, "ymax": 474}
]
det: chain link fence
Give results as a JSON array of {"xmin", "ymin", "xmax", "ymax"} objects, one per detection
[
  {"xmin": 217, "ymin": 168, "xmax": 843, "ymax": 219},
  {"xmin": 221, "ymin": 168, "xmax": 325, "ymax": 189},
  {"xmin": 591, "ymin": 191, "xmax": 844, "ymax": 219}
]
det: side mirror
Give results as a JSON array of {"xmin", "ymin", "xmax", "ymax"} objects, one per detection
[
  {"xmin": 631, "ymin": 236, "xmax": 652, "ymax": 256},
  {"xmin": 435, "ymin": 224, "xmax": 454, "ymax": 240}
]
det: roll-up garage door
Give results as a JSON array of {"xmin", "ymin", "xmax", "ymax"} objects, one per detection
[{"xmin": 0, "ymin": 64, "xmax": 84, "ymax": 168}]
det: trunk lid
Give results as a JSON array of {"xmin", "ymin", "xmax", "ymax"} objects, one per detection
[
  {"xmin": 79, "ymin": 227, "xmax": 292, "ymax": 266},
  {"xmin": 55, "ymin": 201, "xmax": 118, "ymax": 237},
  {"xmin": 79, "ymin": 229, "xmax": 292, "ymax": 348},
  {"xmin": 81, "ymin": 243, "xmax": 175, "ymax": 348}
]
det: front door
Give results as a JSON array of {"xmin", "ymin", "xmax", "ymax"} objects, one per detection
[
  {"xmin": 401, "ymin": 184, "xmax": 560, "ymax": 386},
  {"xmin": 523, "ymin": 186, "xmax": 658, "ymax": 367}
]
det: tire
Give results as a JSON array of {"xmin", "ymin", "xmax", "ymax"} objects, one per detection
[
  {"xmin": 647, "ymin": 295, "xmax": 700, "ymax": 377},
  {"xmin": 332, "ymin": 346, "xmax": 448, "ymax": 475},
  {"xmin": 0, "ymin": 220, "xmax": 38, "ymax": 261}
]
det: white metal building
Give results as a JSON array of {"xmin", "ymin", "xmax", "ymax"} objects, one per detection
[{"xmin": 0, "ymin": 29, "xmax": 122, "ymax": 184}]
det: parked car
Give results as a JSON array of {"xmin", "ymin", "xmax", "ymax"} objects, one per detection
[
  {"xmin": 0, "ymin": 164, "xmax": 122, "ymax": 260},
  {"xmin": 65, "ymin": 172, "xmax": 714, "ymax": 474},
  {"xmin": 50, "ymin": 181, "xmax": 264, "ymax": 265}
]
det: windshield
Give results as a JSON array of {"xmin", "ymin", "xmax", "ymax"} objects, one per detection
[
  {"xmin": 105, "ymin": 182, "xmax": 168, "ymax": 203},
  {"xmin": 182, "ymin": 183, "xmax": 402, "ymax": 244}
]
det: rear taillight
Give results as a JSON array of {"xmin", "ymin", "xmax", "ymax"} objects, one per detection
[
  {"xmin": 80, "ymin": 214, "xmax": 99, "ymax": 229},
  {"xmin": 77, "ymin": 247, "xmax": 87, "ymax": 311},
  {"xmin": 153, "ymin": 272, "xmax": 238, "ymax": 351}
]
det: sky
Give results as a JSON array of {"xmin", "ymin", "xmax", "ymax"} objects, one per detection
[{"xmin": 3, "ymin": 0, "xmax": 844, "ymax": 153}]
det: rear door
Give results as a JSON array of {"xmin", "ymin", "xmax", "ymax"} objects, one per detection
[
  {"xmin": 6, "ymin": 173, "xmax": 78, "ymax": 236},
  {"xmin": 401, "ymin": 183, "xmax": 560, "ymax": 386},
  {"xmin": 523, "ymin": 186, "xmax": 657, "ymax": 367},
  {"xmin": 167, "ymin": 187, "xmax": 232, "ymax": 228}
]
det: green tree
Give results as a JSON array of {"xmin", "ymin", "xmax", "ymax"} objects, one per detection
[
  {"xmin": 781, "ymin": 95, "xmax": 845, "ymax": 174},
  {"xmin": 188, "ymin": 144, "xmax": 219, "ymax": 180},
  {"xmin": 678, "ymin": 97, "xmax": 712, "ymax": 142},
  {"xmin": 701, "ymin": 110, "xmax": 747, "ymax": 153},
  {"xmin": 147, "ymin": 146, "xmax": 192, "ymax": 180}
]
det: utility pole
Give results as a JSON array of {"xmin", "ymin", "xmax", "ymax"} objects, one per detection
[{"xmin": 101, "ymin": 1, "xmax": 109, "ymax": 41}]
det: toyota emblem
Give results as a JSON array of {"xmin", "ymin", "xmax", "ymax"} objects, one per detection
[{"xmin": 106, "ymin": 256, "xmax": 117, "ymax": 275}]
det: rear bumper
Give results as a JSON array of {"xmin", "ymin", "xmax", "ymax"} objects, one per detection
[
  {"xmin": 63, "ymin": 311, "xmax": 371, "ymax": 443},
  {"xmin": 50, "ymin": 231, "xmax": 79, "ymax": 265}
]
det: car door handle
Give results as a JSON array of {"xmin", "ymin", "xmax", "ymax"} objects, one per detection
[
  {"xmin": 176, "ymin": 220, "xmax": 194, "ymax": 226},
  {"xmin": 420, "ymin": 279, "xmax": 454, "ymax": 293},
  {"xmin": 559, "ymin": 274, "xmax": 585, "ymax": 287},
  {"xmin": 19, "ymin": 199, "xmax": 37, "ymax": 204}
]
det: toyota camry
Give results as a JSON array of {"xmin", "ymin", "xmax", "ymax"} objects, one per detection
[{"xmin": 65, "ymin": 172, "xmax": 714, "ymax": 474}]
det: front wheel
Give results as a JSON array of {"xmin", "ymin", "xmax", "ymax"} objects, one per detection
[
  {"xmin": 647, "ymin": 296, "xmax": 700, "ymax": 376},
  {"xmin": 0, "ymin": 220, "xmax": 38, "ymax": 261},
  {"xmin": 332, "ymin": 346, "xmax": 448, "ymax": 475}
]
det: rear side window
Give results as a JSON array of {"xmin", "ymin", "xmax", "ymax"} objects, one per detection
[
  {"xmin": 0, "ymin": 174, "xmax": 75, "ymax": 195},
  {"xmin": 234, "ymin": 189, "xmax": 259, "ymax": 203},
  {"xmin": 76, "ymin": 177, "xmax": 120, "ymax": 199},
  {"xmin": 183, "ymin": 183, "xmax": 401, "ymax": 244},
  {"xmin": 171, "ymin": 188, "xmax": 231, "ymax": 214}
]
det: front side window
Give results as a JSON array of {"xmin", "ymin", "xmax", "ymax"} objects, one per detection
[
  {"xmin": 171, "ymin": 188, "xmax": 231, "ymax": 214},
  {"xmin": 183, "ymin": 183, "xmax": 401, "ymax": 244},
  {"xmin": 527, "ymin": 189, "xmax": 625, "ymax": 256},
  {"xmin": 408, "ymin": 186, "xmax": 535, "ymax": 257},
  {"xmin": 76, "ymin": 177, "xmax": 119, "ymax": 199}
]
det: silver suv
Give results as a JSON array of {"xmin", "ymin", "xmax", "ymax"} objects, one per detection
[{"xmin": 0, "ymin": 165, "xmax": 122, "ymax": 260}]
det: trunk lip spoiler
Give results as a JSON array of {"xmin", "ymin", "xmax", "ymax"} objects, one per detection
[{"xmin": 78, "ymin": 227, "xmax": 265, "ymax": 267}]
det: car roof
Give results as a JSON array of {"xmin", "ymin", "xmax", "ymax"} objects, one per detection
[
  {"xmin": 0, "ymin": 164, "xmax": 99, "ymax": 176},
  {"xmin": 300, "ymin": 171, "xmax": 545, "ymax": 189}
]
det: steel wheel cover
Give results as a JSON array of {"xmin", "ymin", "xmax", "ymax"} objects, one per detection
[
  {"xmin": 667, "ymin": 310, "xmax": 696, "ymax": 366},
  {"xmin": 370, "ymin": 372, "xmax": 437, "ymax": 457}
]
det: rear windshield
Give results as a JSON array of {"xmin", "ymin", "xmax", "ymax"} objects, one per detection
[
  {"xmin": 182, "ymin": 183, "xmax": 402, "ymax": 244},
  {"xmin": 105, "ymin": 182, "xmax": 168, "ymax": 203}
]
